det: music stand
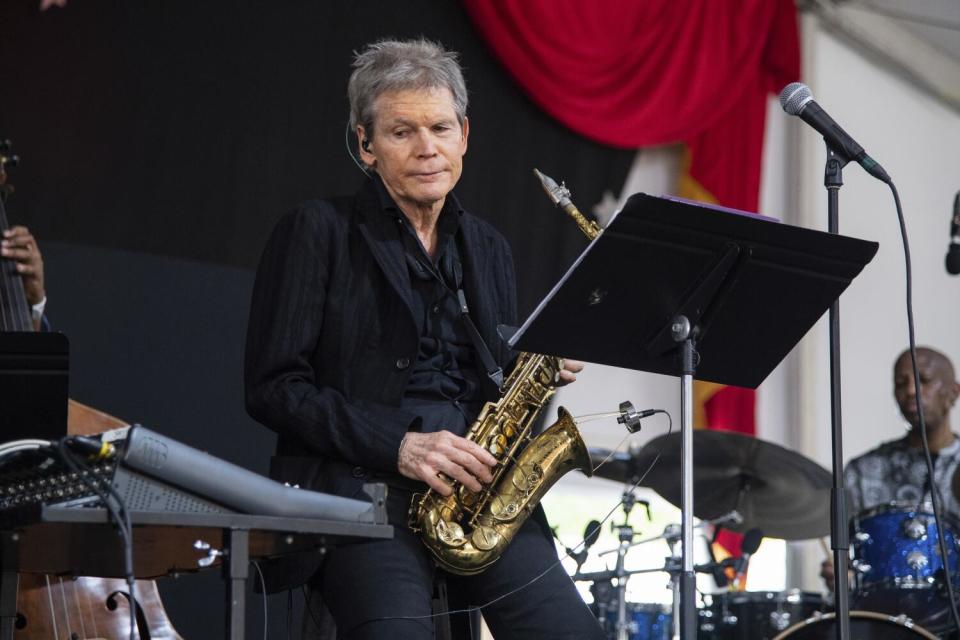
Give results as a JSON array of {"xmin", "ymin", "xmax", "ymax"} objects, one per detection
[{"xmin": 511, "ymin": 193, "xmax": 877, "ymax": 640}]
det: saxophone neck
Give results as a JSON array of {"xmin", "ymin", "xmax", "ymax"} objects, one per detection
[
  {"xmin": 561, "ymin": 201, "xmax": 602, "ymax": 241},
  {"xmin": 533, "ymin": 168, "xmax": 601, "ymax": 240}
]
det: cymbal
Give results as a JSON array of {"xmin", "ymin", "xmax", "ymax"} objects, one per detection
[
  {"xmin": 591, "ymin": 431, "xmax": 831, "ymax": 540},
  {"xmin": 586, "ymin": 447, "xmax": 646, "ymax": 484}
]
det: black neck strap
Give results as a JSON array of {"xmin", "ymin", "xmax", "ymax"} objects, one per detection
[{"xmin": 400, "ymin": 226, "xmax": 504, "ymax": 390}]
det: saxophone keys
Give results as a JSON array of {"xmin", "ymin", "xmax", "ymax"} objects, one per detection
[
  {"xmin": 458, "ymin": 487, "xmax": 477, "ymax": 507},
  {"xmin": 436, "ymin": 519, "xmax": 467, "ymax": 548},
  {"xmin": 490, "ymin": 495, "xmax": 521, "ymax": 522},
  {"xmin": 488, "ymin": 434, "xmax": 507, "ymax": 456},
  {"xmin": 471, "ymin": 525, "xmax": 502, "ymax": 551}
]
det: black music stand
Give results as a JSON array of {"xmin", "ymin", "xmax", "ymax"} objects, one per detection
[
  {"xmin": 0, "ymin": 332, "xmax": 68, "ymax": 441},
  {"xmin": 510, "ymin": 193, "xmax": 878, "ymax": 640}
]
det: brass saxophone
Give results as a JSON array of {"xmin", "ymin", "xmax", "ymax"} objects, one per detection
[{"xmin": 408, "ymin": 169, "xmax": 601, "ymax": 575}]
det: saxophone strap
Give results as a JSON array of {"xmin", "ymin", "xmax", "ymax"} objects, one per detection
[
  {"xmin": 401, "ymin": 228, "xmax": 504, "ymax": 391},
  {"xmin": 454, "ymin": 288, "xmax": 504, "ymax": 389}
]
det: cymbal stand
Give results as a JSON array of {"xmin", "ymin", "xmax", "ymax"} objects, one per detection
[
  {"xmin": 663, "ymin": 523, "xmax": 682, "ymax": 640},
  {"xmin": 612, "ymin": 489, "xmax": 638, "ymax": 640}
]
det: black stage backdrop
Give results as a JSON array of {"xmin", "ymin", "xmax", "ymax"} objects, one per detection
[{"xmin": 0, "ymin": 1, "xmax": 635, "ymax": 637}]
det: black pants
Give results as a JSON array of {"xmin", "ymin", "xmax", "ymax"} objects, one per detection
[{"xmin": 319, "ymin": 487, "xmax": 604, "ymax": 640}]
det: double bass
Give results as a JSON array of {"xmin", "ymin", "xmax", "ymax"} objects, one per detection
[{"xmin": 0, "ymin": 140, "xmax": 183, "ymax": 639}]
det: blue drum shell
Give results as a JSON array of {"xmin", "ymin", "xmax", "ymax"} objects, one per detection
[
  {"xmin": 853, "ymin": 505, "xmax": 960, "ymax": 588},
  {"xmin": 852, "ymin": 504, "xmax": 960, "ymax": 634},
  {"xmin": 601, "ymin": 603, "xmax": 671, "ymax": 640}
]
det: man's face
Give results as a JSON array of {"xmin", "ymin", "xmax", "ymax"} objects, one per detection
[
  {"xmin": 359, "ymin": 87, "xmax": 468, "ymax": 214},
  {"xmin": 893, "ymin": 350, "xmax": 960, "ymax": 432}
]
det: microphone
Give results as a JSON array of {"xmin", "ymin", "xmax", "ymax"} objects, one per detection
[
  {"xmin": 583, "ymin": 519, "xmax": 602, "ymax": 550},
  {"xmin": 617, "ymin": 401, "xmax": 659, "ymax": 433},
  {"xmin": 567, "ymin": 519, "xmax": 602, "ymax": 569},
  {"xmin": 732, "ymin": 527, "xmax": 764, "ymax": 589},
  {"xmin": 694, "ymin": 558, "xmax": 733, "ymax": 587},
  {"xmin": 779, "ymin": 82, "xmax": 890, "ymax": 184},
  {"xmin": 946, "ymin": 191, "xmax": 960, "ymax": 275}
]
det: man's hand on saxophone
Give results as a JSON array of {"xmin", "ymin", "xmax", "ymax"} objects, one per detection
[
  {"xmin": 557, "ymin": 359, "xmax": 585, "ymax": 386},
  {"xmin": 398, "ymin": 431, "xmax": 497, "ymax": 496}
]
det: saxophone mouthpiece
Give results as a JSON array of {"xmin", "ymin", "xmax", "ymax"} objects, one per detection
[
  {"xmin": 533, "ymin": 168, "xmax": 571, "ymax": 208},
  {"xmin": 533, "ymin": 168, "xmax": 602, "ymax": 240}
]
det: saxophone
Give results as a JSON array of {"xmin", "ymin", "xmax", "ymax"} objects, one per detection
[{"xmin": 408, "ymin": 169, "xmax": 601, "ymax": 575}]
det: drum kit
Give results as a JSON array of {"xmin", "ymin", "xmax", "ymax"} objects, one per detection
[{"xmin": 571, "ymin": 430, "xmax": 958, "ymax": 639}]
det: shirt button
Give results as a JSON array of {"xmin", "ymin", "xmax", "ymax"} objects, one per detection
[
  {"xmin": 351, "ymin": 466, "xmax": 366, "ymax": 478},
  {"xmin": 431, "ymin": 304, "xmax": 441, "ymax": 314},
  {"xmin": 396, "ymin": 357, "xmax": 411, "ymax": 369}
]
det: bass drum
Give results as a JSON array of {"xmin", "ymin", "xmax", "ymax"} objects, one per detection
[{"xmin": 771, "ymin": 611, "xmax": 937, "ymax": 640}]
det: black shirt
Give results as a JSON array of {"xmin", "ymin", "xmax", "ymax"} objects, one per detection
[{"xmin": 372, "ymin": 178, "xmax": 484, "ymax": 437}]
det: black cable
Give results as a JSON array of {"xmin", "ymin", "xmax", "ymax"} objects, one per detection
[
  {"xmin": 54, "ymin": 440, "xmax": 137, "ymax": 640},
  {"xmin": 286, "ymin": 589, "xmax": 293, "ymax": 640},
  {"xmin": 889, "ymin": 180, "xmax": 960, "ymax": 634},
  {"xmin": 301, "ymin": 584, "xmax": 326, "ymax": 632},
  {"xmin": 252, "ymin": 561, "xmax": 268, "ymax": 640},
  {"xmin": 367, "ymin": 410, "xmax": 674, "ymax": 625}
]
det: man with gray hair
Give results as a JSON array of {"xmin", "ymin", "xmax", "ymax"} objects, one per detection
[{"xmin": 245, "ymin": 38, "xmax": 602, "ymax": 639}]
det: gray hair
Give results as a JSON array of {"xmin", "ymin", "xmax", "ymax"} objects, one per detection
[{"xmin": 347, "ymin": 38, "xmax": 468, "ymax": 138}]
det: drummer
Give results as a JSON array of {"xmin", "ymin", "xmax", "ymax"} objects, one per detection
[{"xmin": 821, "ymin": 346, "xmax": 960, "ymax": 584}]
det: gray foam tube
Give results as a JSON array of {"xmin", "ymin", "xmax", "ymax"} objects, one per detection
[{"xmin": 121, "ymin": 425, "xmax": 375, "ymax": 523}]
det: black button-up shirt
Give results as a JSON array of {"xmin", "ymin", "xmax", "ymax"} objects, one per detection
[{"xmin": 373, "ymin": 179, "xmax": 483, "ymax": 437}]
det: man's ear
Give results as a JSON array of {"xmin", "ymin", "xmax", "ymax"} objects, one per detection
[{"xmin": 357, "ymin": 126, "xmax": 375, "ymax": 168}]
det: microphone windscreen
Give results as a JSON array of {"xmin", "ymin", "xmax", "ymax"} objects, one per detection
[
  {"xmin": 779, "ymin": 82, "xmax": 812, "ymax": 116},
  {"xmin": 583, "ymin": 519, "xmax": 602, "ymax": 548},
  {"xmin": 742, "ymin": 527, "xmax": 764, "ymax": 555},
  {"xmin": 946, "ymin": 247, "xmax": 960, "ymax": 275}
]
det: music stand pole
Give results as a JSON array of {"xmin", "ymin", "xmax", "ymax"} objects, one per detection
[
  {"xmin": 825, "ymin": 144, "xmax": 852, "ymax": 640},
  {"xmin": 673, "ymin": 316, "xmax": 698, "ymax": 640}
]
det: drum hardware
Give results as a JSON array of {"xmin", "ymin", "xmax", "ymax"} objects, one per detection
[
  {"xmin": 572, "ymin": 490, "xmax": 681, "ymax": 640},
  {"xmin": 904, "ymin": 517, "xmax": 928, "ymax": 540},
  {"xmin": 610, "ymin": 489, "xmax": 651, "ymax": 640},
  {"xmin": 597, "ymin": 431, "xmax": 832, "ymax": 540},
  {"xmin": 849, "ymin": 558, "xmax": 870, "ymax": 575},
  {"xmin": 907, "ymin": 550, "xmax": 930, "ymax": 572}
]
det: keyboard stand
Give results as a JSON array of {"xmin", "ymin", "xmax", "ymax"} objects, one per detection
[{"xmin": 0, "ymin": 504, "xmax": 393, "ymax": 639}]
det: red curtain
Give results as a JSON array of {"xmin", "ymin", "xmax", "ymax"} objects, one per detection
[
  {"xmin": 462, "ymin": 0, "xmax": 799, "ymax": 212},
  {"xmin": 464, "ymin": 0, "xmax": 800, "ymax": 562}
]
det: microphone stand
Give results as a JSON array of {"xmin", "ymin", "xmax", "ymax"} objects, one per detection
[
  {"xmin": 613, "ymin": 490, "xmax": 637, "ymax": 640},
  {"xmin": 824, "ymin": 142, "xmax": 852, "ymax": 640}
]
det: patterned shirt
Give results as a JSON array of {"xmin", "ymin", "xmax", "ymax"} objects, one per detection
[{"xmin": 844, "ymin": 435, "xmax": 960, "ymax": 518}]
